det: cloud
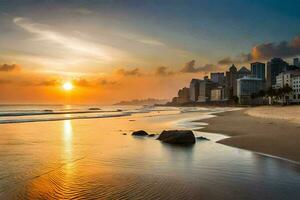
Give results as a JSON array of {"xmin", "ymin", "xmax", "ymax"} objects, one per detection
[
  {"xmin": 155, "ymin": 66, "xmax": 174, "ymax": 76},
  {"xmin": 218, "ymin": 57, "xmax": 234, "ymax": 65},
  {"xmin": 99, "ymin": 79, "xmax": 117, "ymax": 85},
  {"xmin": 13, "ymin": 17, "xmax": 111, "ymax": 61},
  {"xmin": 180, "ymin": 60, "xmax": 197, "ymax": 73},
  {"xmin": 138, "ymin": 38, "xmax": 166, "ymax": 47},
  {"xmin": 248, "ymin": 36, "xmax": 300, "ymax": 60},
  {"xmin": 73, "ymin": 78, "xmax": 91, "ymax": 87},
  {"xmin": 70, "ymin": 8, "xmax": 93, "ymax": 15},
  {"xmin": 218, "ymin": 36, "xmax": 300, "ymax": 65},
  {"xmin": 180, "ymin": 60, "xmax": 219, "ymax": 73},
  {"xmin": 117, "ymin": 68, "xmax": 141, "ymax": 76},
  {"xmin": 0, "ymin": 79, "xmax": 11, "ymax": 84},
  {"xmin": 37, "ymin": 79, "xmax": 61, "ymax": 86},
  {"xmin": 0, "ymin": 64, "xmax": 20, "ymax": 72}
]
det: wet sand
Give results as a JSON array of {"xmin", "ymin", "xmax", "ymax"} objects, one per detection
[{"xmin": 200, "ymin": 107, "xmax": 300, "ymax": 163}]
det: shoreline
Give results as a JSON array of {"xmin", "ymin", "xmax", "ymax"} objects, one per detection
[{"xmin": 198, "ymin": 107, "xmax": 300, "ymax": 163}]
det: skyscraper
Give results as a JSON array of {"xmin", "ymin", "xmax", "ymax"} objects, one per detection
[
  {"xmin": 251, "ymin": 62, "xmax": 266, "ymax": 80},
  {"xmin": 266, "ymin": 58, "xmax": 288, "ymax": 88},
  {"xmin": 225, "ymin": 64, "xmax": 238, "ymax": 98},
  {"xmin": 294, "ymin": 58, "xmax": 300, "ymax": 67},
  {"xmin": 189, "ymin": 79, "xmax": 200, "ymax": 102}
]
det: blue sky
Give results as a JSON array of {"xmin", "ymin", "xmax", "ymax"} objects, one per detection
[{"xmin": 1, "ymin": 0, "xmax": 300, "ymax": 70}]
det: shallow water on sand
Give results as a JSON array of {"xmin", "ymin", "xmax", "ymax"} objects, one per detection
[{"xmin": 0, "ymin": 105, "xmax": 299, "ymax": 200}]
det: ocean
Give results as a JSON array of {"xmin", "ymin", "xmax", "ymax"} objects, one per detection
[{"xmin": 0, "ymin": 105, "xmax": 299, "ymax": 199}]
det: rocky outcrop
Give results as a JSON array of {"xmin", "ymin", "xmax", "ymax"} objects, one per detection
[
  {"xmin": 131, "ymin": 130, "xmax": 149, "ymax": 136},
  {"xmin": 157, "ymin": 130, "xmax": 195, "ymax": 144},
  {"xmin": 196, "ymin": 136, "xmax": 210, "ymax": 141}
]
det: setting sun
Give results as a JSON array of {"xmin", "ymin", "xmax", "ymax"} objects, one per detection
[{"xmin": 63, "ymin": 82, "xmax": 73, "ymax": 91}]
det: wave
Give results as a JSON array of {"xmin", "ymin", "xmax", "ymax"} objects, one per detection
[
  {"xmin": 0, "ymin": 110, "xmax": 121, "ymax": 117},
  {"xmin": 0, "ymin": 113, "xmax": 132, "ymax": 124}
]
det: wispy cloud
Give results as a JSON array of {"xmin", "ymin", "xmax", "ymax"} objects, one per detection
[
  {"xmin": 0, "ymin": 64, "xmax": 20, "ymax": 72},
  {"xmin": 117, "ymin": 68, "xmax": 142, "ymax": 76},
  {"xmin": 138, "ymin": 38, "xmax": 166, "ymax": 46},
  {"xmin": 13, "ymin": 17, "xmax": 111, "ymax": 62}
]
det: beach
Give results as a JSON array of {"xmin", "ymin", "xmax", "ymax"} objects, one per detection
[
  {"xmin": 0, "ymin": 105, "xmax": 300, "ymax": 199},
  {"xmin": 200, "ymin": 106, "xmax": 300, "ymax": 163}
]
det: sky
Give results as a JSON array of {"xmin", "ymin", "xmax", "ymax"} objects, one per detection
[{"xmin": 1, "ymin": 0, "xmax": 300, "ymax": 104}]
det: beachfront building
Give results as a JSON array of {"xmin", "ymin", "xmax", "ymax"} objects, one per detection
[
  {"xmin": 189, "ymin": 79, "xmax": 200, "ymax": 102},
  {"xmin": 251, "ymin": 62, "xmax": 265, "ymax": 80},
  {"xmin": 275, "ymin": 70, "xmax": 300, "ymax": 103},
  {"xmin": 267, "ymin": 58, "xmax": 289, "ymax": 88},
  {"xmin": 177, "ymin": 87, "xmax": 190, "ymax": 104},
  {"xmin": 210, "ymin": 72, "xmax": 225, "ymax": 85},
  {"xmin": 237, "ymin": 66, "xmax": 251, "ymax": 79},
  {"xmin": 225, "ymin": 64, "xmax": 238, "ymax": 99},
  {"xmin": 292, "ymin": 75, "xmax": 300, "ymax": 103},
  {"xmin": 198, "ymin": 79, "xmax": 217, "ymax": 102},
  {"xmin": 294, "ymin": 58, "xmax": 300, "ymax": 67},
  {"xmin": 211, "ymin": 86, "xmax": 225, "ymax": 101},
  {"xmin": 237, "ymin": 76, "xmax": 264, "ymax": 105}
]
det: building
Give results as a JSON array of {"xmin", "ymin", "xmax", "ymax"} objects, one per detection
[
  {"xmin": 267, "ymin": 58, "xmax": 289, "ymax": 88},
  {"xmin": 275, "ymin": 70, "xmax": 300, "ymax": 103},
  {"xmin": 210, "ymin": 72, "xmax": 225, "ymax": 85},
  {"xmin": 177, "ymin": 87, "xmax": 190, "ymax": 104},
  {"xmin": 237, "ymin": 76, "xmax": 264, "ymax": 105},
  {"xmin": 292, "ymin": 75, "xmax": 300, "ymax": 103},
  {"xmin": 189, "ymin": 79, "xmax": 200, "ymax": 102},
  {"xmin": 275, "ymin": 72, "xmax": 293, "ymax": 89},
  {"xmin": 238, "ymin": 66, "xmax": 251, "ymax": 79},
  {"xmin": 211, "ymin": 86, "xmax": 225, "ymax": 101},
  {"xmin": 198, "ymin": 79, "xmax": 217, "ymax": 102},
  {"xmin": 294, "ymin": 58, "xmax": 300, "ymax": 67},
  {"xmin": 225, "ymin": 64, "xmax": 238, "ymax": 99},
  {"xmin": 251, "ymin": 62, "xmax": 265, "ymax": 80}
]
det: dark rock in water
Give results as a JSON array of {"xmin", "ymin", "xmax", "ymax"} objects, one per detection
[
  {"xmin": 122, "ymin": 133, "xmax": 127, "ymax": 135},
  {"xmin": 132, "ymin": 130, "xmax": 149, "ymax": 136},
  {"xmin": 157, "ymin": 130, "xmax": 195, "ymax": 144},
  {"xmin": 44, "ymin": 109, "xmax": 53, "ymax": 112},
  {"xmin": 129, "ymin": 119, "xmax": 136, "ymax": 122},
  {"xmin": 89, "ymin": 107, "xmax": 101, "ymax": 111},
  {"xmin": 196, "ymin": 136, "xmax": 210, "ymax": 141},
  {"xmin": 148, "ymin": 134, "xmax": 155, "ymax": 137},
  {"xmin": 117, "ymin": 109, "xmax": 123, "ymax": 112}
]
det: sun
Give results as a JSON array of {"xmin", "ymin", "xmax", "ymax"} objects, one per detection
[{"xmin": 62, "ymin": 82, "xmax": 73, "ymax": 91}]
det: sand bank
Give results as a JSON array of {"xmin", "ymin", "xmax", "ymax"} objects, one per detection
[{"xmin": 200, "ymin": 106, "xmax": 300, "ymax": 162}]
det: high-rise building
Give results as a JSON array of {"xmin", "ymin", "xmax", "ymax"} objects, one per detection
[
  {"xmin": 225, "ymin": 64, "xmax": 238, "ymax": 98},
  {"xmin": 198, "ymin": 80, "xmax": 217, "ymax": 102},
  {"xmin": 237, "ymin": 66, "xmax": 251, "ymax": 79},
  {"xmin": 266, "ymin": 58, "xmax": 289, "ymax": 88},
  {"xmin": 293, "ymin": 58, "xmax": 300, "ymax": 67},
  {"xmin": 189, "ymin": 79, "xmax": 200, "ymax": 102},
  {"xmin": 177, "ymin": 87, "xmax": 190, "ymax": 104},
  {"xmin": 210, "ymin": 72, "xmax": 225, "ymax": 85},
  {"xmin": 237, "ymin": 76, "xmax": 264, "ymax": 105},
  {"xmin": 251, "ymin": 62, "xmax": 266, "ymax": 80}
]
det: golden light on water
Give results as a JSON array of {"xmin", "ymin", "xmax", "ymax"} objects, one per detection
[{"xmin": 62, "ymin": 82, "xmax": 73, "ymax": 91}]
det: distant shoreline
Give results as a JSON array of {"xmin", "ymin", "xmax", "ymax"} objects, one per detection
[{"xmin": 198, "ymin": 106, "xmax": 300, "ymax": 163}]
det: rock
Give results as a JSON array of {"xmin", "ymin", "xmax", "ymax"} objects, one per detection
[
  {"xmin": 196, "ymin": 136, "xmax": 210, "ymax": 141},
  {"xmin": 148, "ymin": 134, "xmax": 155, "ymax": 137},
  {"xmin": 157, "ymin": 130, "xmax": 195, "ymax": 144},
  {"xmin": 122, "ymin": 133, "xmax": 127, "ymax": 135},
  {"xmin": 132, "ymin": 130, "xmax": 149, "ymax": 136},
  {"xmin": 88, "ymin": 107, "xmax": 101, "ymax": 111}
]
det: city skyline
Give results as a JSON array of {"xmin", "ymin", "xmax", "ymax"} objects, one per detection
[{"xmin": 1, "ymin": 0, "xmax": 300, "ymax": 104}]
